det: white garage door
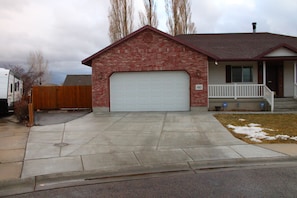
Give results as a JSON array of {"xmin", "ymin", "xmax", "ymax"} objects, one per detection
[{"xmin": 110, "ymin": 71, "xmax": 190, "ymax": 112}]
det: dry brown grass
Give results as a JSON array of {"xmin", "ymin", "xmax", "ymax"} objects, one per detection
[{"xmin": 214, "ymin": 114, "xmax": 297, "ymax": 144}]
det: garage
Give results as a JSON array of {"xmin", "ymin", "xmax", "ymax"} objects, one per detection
[
  {"xmin": 110, "ymin": 71, "xmax": 190, "ymax": 112},
  {"xmin": 82, "ymin": 26, "xmax": 209, "ymax": 112}
]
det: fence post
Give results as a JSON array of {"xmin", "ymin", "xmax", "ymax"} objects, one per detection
[{"xmin": 28, "ymin": 103, "xmax": 34, "ymax": 127}]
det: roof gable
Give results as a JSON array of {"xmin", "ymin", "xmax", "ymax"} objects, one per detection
[
  {"xmin": 82, "ymin": 26, "xmax": 218, "ymax": 66},
  {"xmin": 256, "ymin": 44, "xmax": 297, "ymax": 58}
]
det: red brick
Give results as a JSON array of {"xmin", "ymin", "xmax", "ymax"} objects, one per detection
[{"xmin": 91, "ymin": 29, "xmax": 208, "ymax": 110}]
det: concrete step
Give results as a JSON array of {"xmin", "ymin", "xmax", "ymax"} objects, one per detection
[{"xmin": 274, "ymin": 98, "xmax": 297, "ymax": 112}]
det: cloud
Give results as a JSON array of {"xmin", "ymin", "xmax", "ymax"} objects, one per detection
[
  {"xmin": 0, "ymin": 0, "xmax": 296, "ymax": 84},
  {"xmin": 191, "ymin": 0, "xmax": 297, "ymax": 34},
  {"xmin": 254, "ymin": 0, "xmax": 297, "ymax": 35},
  {"xmin": 0, "ymin": 0, "xmax": 106, "ymax": 83}
]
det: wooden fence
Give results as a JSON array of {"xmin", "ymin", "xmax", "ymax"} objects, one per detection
[{"xmin": 32, "ymin": 86, "xmax": 92, "ymax": 110}]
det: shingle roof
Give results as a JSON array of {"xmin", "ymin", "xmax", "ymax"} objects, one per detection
[
  {"xmin": 176, "ymin": 33, "xmax": 297, "ymax": 61},
  {"xmin": 63, "ymin": 75, "xmax": 91, "ymax": 86}
]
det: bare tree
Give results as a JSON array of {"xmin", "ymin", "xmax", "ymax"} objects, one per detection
[
  {"xmin": 166, "ymin": 0, "xmax": 179, "ymax": 36},
  {"xmin": 108, "ymin": 0, "xmax": 134, "ymax": 42},
  {"xmin": 27, "ymin": 50, "xmax": 49, "ymax": 86},
  {"xmin": 165, "ymin": 0, "xmax": 197, "ymax": 36},
  {"xmin": 139, "ymin": 0, "xmax": 158, "ymax": 28},
  {"xmin": 179, "ymin": 0, "xmax": 196, "ymax": 34},
  {"xmin": 9, "ymin": 50, "xmax": 49, "ymax": 95}
]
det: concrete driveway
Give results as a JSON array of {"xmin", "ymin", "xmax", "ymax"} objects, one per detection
[{"xmin": 21, "ymin": 111, "xmax": 287, "ymax": 178}]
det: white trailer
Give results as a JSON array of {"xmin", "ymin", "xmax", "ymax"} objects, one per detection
[{"xmin": 0, "ymin": 68, "xmax": 23, "ymax": 114}]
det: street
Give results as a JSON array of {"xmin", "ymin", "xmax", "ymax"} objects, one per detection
[{"xmin": 8, "ymin": 165, "xmax": 297, "ymax": 198}]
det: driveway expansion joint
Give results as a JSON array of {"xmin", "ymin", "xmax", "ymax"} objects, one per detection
[{"xmin": 54, "ymin": 143, "xmax": 69, "ymax": 147}]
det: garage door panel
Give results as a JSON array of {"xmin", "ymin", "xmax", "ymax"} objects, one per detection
[{"xmin": 110, "ymin": 71, "xmax": 189, "ymax": 112}]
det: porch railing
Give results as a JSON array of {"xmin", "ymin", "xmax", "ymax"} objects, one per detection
[
  {"xmin": 208, "ymin": 84, "xmax": 274, "ymax": 111},
  {"xmin": 294, "ymin": 83, "xmax": 297, "ymax": 99},
  {"xmin": 263, "ymin": 86, "xmax": 274, "ymax": 112}
]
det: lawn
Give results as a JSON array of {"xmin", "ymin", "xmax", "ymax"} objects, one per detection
[{"xmin": 214, "ymin": 114, "xmax": 297, "ymax": 144}]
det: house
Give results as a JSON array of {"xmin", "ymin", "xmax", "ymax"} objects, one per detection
[
  {"xmin": 63, "ymin": 75, "xmax": 92, "ymax": 86},
  {"xmin": 82, "ymin": 25, "xmax": 297, "ymax": 112},
  {"xmin": 177, "ymin": 31, "xmax": 297, "ymax": 111}
]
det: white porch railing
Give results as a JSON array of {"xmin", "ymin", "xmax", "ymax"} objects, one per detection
[
  {"xmin": 294, "ymin": 83, "xmax": 297, "ymax": 99},
  {"xmin": 263, "ymin": 86, "xmax": 274, "ymax": 112},
  {"xmin": 208, "ymin": 84, "xmax": 274, "ymax": 112}
]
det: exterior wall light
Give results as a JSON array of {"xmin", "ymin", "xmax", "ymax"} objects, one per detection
[
  {"xmin": 260, "ymin": 102, "xmax": 265, "ymax": 111},
  {"xmin": 222, "ymin": 102, "xmax": 228, "ymax": 110}
]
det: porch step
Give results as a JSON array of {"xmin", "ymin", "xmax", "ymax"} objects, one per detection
[{"xmin": 274, "ymin": 98, "xmax": 297, "ymax": 112}]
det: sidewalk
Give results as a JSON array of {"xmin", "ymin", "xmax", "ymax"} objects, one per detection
[
  {"xmin": 1, "ymin": 111, "xmax": 297, "ymax": 196},
  {"xmin": 0, "ymin": 115, "xmax": 29, "ymax": 180}
]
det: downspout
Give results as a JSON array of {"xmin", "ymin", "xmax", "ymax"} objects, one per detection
[
  {"xmin": 294, "ymin": 61, "xmax": 297, "ymax": 99},
  {"xmin": 294, "ymin": 61, "xmax": 297, "ymax": 84},
  {"xmin": 207, "ymin": 61, "xmax": 210, "ymax": 110}
]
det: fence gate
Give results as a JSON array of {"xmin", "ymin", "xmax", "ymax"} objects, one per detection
[{"xmin": 32, "ymin": 86, "xmax": 92, "ymax": 110}]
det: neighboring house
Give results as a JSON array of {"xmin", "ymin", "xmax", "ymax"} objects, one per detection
[
  {"xmin": 82, "ymin": 25, "xmax": 297, "ymax": 112},
  {"xmin": 63, "ymin": 75, "xmax": 92, "ymax": 86}
]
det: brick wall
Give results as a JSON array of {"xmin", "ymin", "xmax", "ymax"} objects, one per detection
[{"xmin": 91, "ymin": 29, "xmax": 208, "ymax": 110}]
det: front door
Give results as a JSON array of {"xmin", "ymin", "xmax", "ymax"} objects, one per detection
[{"xmin": 266, "ymin": 61, "xmax": 283, "ymax": 97}]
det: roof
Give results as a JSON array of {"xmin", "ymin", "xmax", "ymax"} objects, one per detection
[
  {"xmin": 63, "ymin": 75, "xmax": 91, "ymax": 86},
  {"xmin": 82, "ymin": 25, "xmax": 218, "ymax": 66},
  {"xmin": 0, "ymin": 67, "xmax": 22, "ymax": 79},
  {"xmin": 0, "ymin": 67, "xmax": 9, "ymax": 75},
  {"xmin": 176, "ymin": 33, "xmax": 297, "ymax": 61}
]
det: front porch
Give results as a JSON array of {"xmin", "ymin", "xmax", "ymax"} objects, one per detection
[
  {"xmin": 208, "ymin": 60, "xmax": 297, "ymax": 112},
  {"xmin": 208, "ymin": 84, "xmax": 275, "ymax": 111},
  {"xmin": 208, "ymin": 83, "xmax": 297, "ymax": 112}
]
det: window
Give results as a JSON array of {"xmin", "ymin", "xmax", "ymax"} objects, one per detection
[
  {"xmin": 16, "ymin": 82, "xmax": 20, "ymax": 91},
  {"xmin": 226, "ymin": 65, "xmax": 253, "ymax": 83}
]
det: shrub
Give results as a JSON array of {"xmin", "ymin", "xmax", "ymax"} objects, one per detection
[{"xmin": 14, "ymin": 99, "xmax": 29, "ymax": 123}]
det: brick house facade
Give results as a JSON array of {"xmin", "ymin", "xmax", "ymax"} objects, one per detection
[{"xmin": 82, "ymin": 26, "xmax": 215, "ymax": 112}]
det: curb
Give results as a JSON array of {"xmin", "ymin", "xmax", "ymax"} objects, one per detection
[
  {"xmin": 189, "ymin": 156, "xmax": 297, "ymax": 171},
  {"xmin": 0, "ymin": 164, "xmax": 190, "ymax": 197},
  {"xmin": 1, "ymin": 157, "xmax": 297, "ymax": 197},
  {"xmin": 0, "ymin": 177, "xmax": 35, "ymax": 197}
]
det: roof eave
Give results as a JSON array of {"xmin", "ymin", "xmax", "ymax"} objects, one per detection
[{"xmin": 212, "ymin": 57, "xmax": 297, "ymax": 62}]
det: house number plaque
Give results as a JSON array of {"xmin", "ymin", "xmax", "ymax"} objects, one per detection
[{"xmin": 195, "ymin": 84, "xmax": 203, "ymax": 91}]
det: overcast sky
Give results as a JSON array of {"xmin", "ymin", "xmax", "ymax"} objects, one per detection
[{"xmin": 1, "ymin": 0, "xmax": 296, "ymax": 84}]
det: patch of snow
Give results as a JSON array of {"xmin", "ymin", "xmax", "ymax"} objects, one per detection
[
  {"xmin": 227, "ymin": 123, "xmax": 297, "ymax": 142},
  {"xmin": 248, "ymin": 123, "xmax": 261, "ymax": 127},
  {"xmin": 250, "ymin": 138, "xmax": 262, "ymax": 143},
  {"xmin": 239, "ymin": 119, "xmax": 246, "ymax": 122},
  {"xmin": 290, "ymin": 136, "xmax": 297, "ymax": 141},
  {"xmin": 276, "ymin": 135, "xmax": 290, "ymax": 140}
]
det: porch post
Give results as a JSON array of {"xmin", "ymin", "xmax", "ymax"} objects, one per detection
[{"xmin": 263, "ymin": 61, "xmax": 266, "ymax": 85}]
